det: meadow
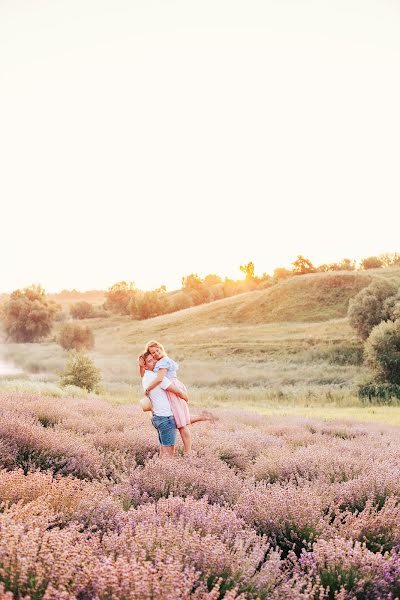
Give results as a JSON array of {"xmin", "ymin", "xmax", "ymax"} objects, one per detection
[
  {"xmin": 0, "ymin": 391, "xmax": 400, "ymax": 599},
  {"xmin": 1, "ymin": 269, "xmax": 400, "ymax": 598}
]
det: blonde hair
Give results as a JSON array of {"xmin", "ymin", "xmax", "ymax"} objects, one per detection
[{"xmin": 145, "ymin": 340, "xmax": 166, "ymax": 356}]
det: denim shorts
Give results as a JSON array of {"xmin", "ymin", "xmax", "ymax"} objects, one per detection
[{"xmin": 151, "ymin": 414, "xmax": 177, "ymax": 446}]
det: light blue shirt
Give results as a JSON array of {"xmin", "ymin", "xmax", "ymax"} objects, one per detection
[{"xmin": 154, "ymin": 356, "xmax": 178, "ymax": 379}]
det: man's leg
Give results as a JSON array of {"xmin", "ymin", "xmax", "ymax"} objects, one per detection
[{"xmin": 160, "ymin": 444, "xmax": 175, "ymax": 458}]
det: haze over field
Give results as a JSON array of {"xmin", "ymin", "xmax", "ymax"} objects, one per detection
[{"xmin": 1, "ymin": 0, "xmax": 400, "ymax": 292}]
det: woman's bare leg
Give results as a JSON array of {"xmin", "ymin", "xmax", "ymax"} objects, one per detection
[
  {"xmin": 190, "ymin": 411, "xmax": 218, "ymax": 424},
  {"xmin": 179, "ymin": 426, "xmax": 192, "ymax": 454}
]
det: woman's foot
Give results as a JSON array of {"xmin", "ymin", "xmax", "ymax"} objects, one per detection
[{"xmin": 199, "ymin": 410, "xmax": 219, "ymax": 423}]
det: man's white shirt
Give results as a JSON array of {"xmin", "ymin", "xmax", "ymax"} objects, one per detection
[{"xmin": 142, "ymin": 370, "xmax": 173, "ymax": 417}]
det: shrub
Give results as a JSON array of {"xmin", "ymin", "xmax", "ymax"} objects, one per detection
[
  {"xmin": 364, "ymin": 319, "xmax": 400, "ymax": 384},
  {"xmin": 58, "ymin": 323, "xmax": 94, "ymax": 351},
  {"xmin": 129, "ymin": 289, "xmax": 168, "ymax": 320},
  {"xmin": 60, "ymin": 351, "xmax": 101, "ymax": 392},
  {"xmin": 347, "ymin": 279, "xmax": 398, "ymax": 339},
  {"xmin": 70, "ymin": 301, "xmax": 95, "ymax": 319},
  {"xmin": 359, "ymin": 382, "xmax": 400, "ymax": 403},
  {"xmin": 360, "ymin": 255, "xmax": 383, "ymax": 269},
  {"xmin": 104, "ymin": 281, "xmax": 137, "ymax": 315},
  {"xmin": 1, "ymin": 285, "xmax": 60, "ymax": 342}
]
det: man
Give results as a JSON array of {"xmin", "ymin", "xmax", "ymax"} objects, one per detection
[{"xmin": 139, "ymin": 351, "xmax": 188, "ymax": 458}]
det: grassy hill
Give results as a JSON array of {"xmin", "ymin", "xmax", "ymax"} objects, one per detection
[{"xmin": 3, "ymin": 268, "xmax": 400, "ymax": 401}]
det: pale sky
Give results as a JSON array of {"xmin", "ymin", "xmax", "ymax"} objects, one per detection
[{"xmin": 1, "ymin": 0, "xmax": 400, "ymax": 292}]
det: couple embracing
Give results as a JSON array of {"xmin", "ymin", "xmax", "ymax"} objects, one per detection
[{"xmin": 138, "ymin": 340, "xmax": 215, "ymax": 457}]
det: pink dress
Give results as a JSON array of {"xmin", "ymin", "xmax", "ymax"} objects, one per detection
[
  {"xmin": 154, "ymin": 357, "xmax": 191, "ymax": 429},
  {"xmin": 166, "ymin": 378, "xmax": 191, "ymax": 428}
]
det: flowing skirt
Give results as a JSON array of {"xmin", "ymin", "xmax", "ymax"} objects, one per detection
[{"xmin": 166, "ymin": 378, "xmax": 190, "ymax": 428}]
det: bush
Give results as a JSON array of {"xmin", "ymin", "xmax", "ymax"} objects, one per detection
[
  {"xmin": 1, "ymin": 285, "xmax": 60, "ymax": 342},
  {"xmin": 129, "ymin": 289, "xmax": 168, "ymax": 320},
  {"xmin": 70, "ymin": 301, "xmax": 95, "ymax": 319},
  {"xmin": 359, "ymin": 382, "xmax": 400, "ymax": 404},
  {"xmin": 364, "ymin": 319, "xmax": 400, "ymax": 384},
  {"xmin": 347, "ymin": 279, "xmax": 398, "ymax": 339},
  {"xmin": 105, "ymin": 281, "xmax": 137, "ymax": 315},
  {"xmin": 360, "ymin": 256, "xmax": 383, "ymax": 269},
  {"xmin": 58, "ymin": 323, "xmax": 95, "ymax": 351},
  {"xmin": 60, "ymin": 351, "xmax": 101, "ymax": 392}
]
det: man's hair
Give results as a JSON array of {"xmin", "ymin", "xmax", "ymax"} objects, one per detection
[{"xmin": 139, "ymin": 350, "xmax": 152, "ymax": 362}]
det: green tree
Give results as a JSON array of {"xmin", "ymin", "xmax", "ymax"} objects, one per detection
[
  {"xmin": 2, "ymin": 285, "xmax": 59, "ymax": 342},
  {"xmin": 348, "ymin": 279, "xmax": 398, "ymax": 340},
  {"xmin": 181, "ymin": 273, "xmax": 211, "ymax": 305},
  {"xmin": 364, "ymin": 319, "xmax": 400, "ymax": 384},
  {"xmin": 360, "ymin": 256, "xmax": 383, "ymax": 270},
  {"xmin": 105, "ymin": 281, "xmax": 137, "ymax": 315},
  {"xmin": 129, "ymin": 288, "xmax": 168, "ymax": 320},
  {"xmin": 239, "ymin": 261, "xmax": 255, "ymax": 281},
  {"xmin": 292, "ymin": 255, "xmax": 316, "ymax": 275},
  {"xmin": 58, "ymin": 323, "xmax": 95, "ymax": 351},
  {"xmin": 60, "ymin": 351, "xmax": 101, "ymax": 392}
]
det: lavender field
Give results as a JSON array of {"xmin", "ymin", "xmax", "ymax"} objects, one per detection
[{"xmin": 0, "ymin": 392, "xmax": 399, "ymax": 599}]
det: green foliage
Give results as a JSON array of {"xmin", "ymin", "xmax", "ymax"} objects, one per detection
[
  {"xmin": 58, "ymin": 323, "xmax": 95, "ymax": 351},
  {"xmin": 105, "ymin": 281, "xmax": 137, "ymax": 315},
  {"xmin": 364, "ymin": 319, "xmax": 400, "ymax": 384},
  {"xmin": 359, "ymin": 383, "xmax": 400, "ymax": 404},
  {"xmin": 360, "ymin": 255, "xmax": 383, "ymax": 269},
  {"xmin": 60, "ymin": 351, "xmax": 101, "ymax": 392},
  {"xmin": 1, "ymin": 285, "xmax": 60, "ymax": 342},
  {"xmin": 292, "ymin": 255, "xmax": 316, "ymax": 275},
  {"xmin": 182, "ymin": 273, "xmax": 211, "ymax": 305},
  {"xmin": 347, "ymin": 279, "xmax": 398, "ymax": 340},
  {"xmin": 273, "ymin": 267, "xmax": 291, "ymax": 282},
  {"xmin": 129, "ymin": 288, "xmax": 168, "ymax": 320},
  {"xmin": 317, "ymin": 258, "xmax": 356, "ymax": 272},
  {"xmin": 70, "ymin": 301, "xmax": 95, "ymax": 319}
]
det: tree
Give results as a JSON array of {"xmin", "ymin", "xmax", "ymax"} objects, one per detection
[
  {"xmin": 181, "ymin": 274, "xmax": 211, "ymax": 305},
  {"xmin": 292, "ymin": 255, "xmax": 316, "ymax": 275},
  {"xmin": 129, "ymin": 288, "xmax": 168, "ymax": 320},
  {"xmin": 317, "ymin": 259, "xmax": 356, "ymax": 272},
  {"xmin": 105, "ymin": 281, "xmax": 137, "ymax": 315},
  {"xmin": 58, "ymin": 323, "xmax": 95, "ymax": 351},
  {"xmin": 239, "ymin": 262, "xmax": 255, "ymax": 281},
  {"xmin": 364, "ymin": 319, "xmax": 400, "ymax": 384},
  {"xmin": 379, "ymin": 253, "xmax": 400, "ymax": 268},
  {"xmin": 360, "ymin": 256, "xmax": 383, "ymax": 270},
  {"xmin": 204, "ymin": 274, "xmax": 222, "ymax": 287},
  {"xmin": 339, "ymin": 258, "xmax": 356, "ymax": 271},
  {"xmin": 1, "ymin": 285, "xmax": 60, "ymax": 342},
  {"xmin": 60, "ymin": 351, "xmax": 101, "ymax": 392},
  {"xmin": 347, "ymin": 279, "xmax": 398, "ymax": 340},
  {"xmin": 273, "ymin": 267, "xmax": 291, "ymax": 282},
  {"xmin": 70, "ymin": 301, "xmax": 94, "ymax": 319}
]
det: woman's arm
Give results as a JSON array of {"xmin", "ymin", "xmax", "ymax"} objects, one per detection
[
  {"xmin": 167, "ymin": 384, "xmax": 189, "ymax": 403},
  {"xmin": 145, "ymin": 368, "xmax": 167, "ymax": 394}
]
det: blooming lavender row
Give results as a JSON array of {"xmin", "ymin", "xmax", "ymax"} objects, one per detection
[{"xmin": 0, "ymin": 392, "xmax": 399, "ymax": 598}]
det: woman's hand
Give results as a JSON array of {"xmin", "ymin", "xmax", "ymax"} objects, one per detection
[{"xmin": 138, "ymin": 356, "xmax": 145, "ymax": 368}]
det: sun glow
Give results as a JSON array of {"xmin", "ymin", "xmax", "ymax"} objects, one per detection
[{"xmin": 1, "ymin": 0, "xmax": 400, "ymax": 293}]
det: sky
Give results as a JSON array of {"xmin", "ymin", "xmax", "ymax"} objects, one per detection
[{"xmin": 1, "ymin": 0, "xmax": 400, "ymax": 292}]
